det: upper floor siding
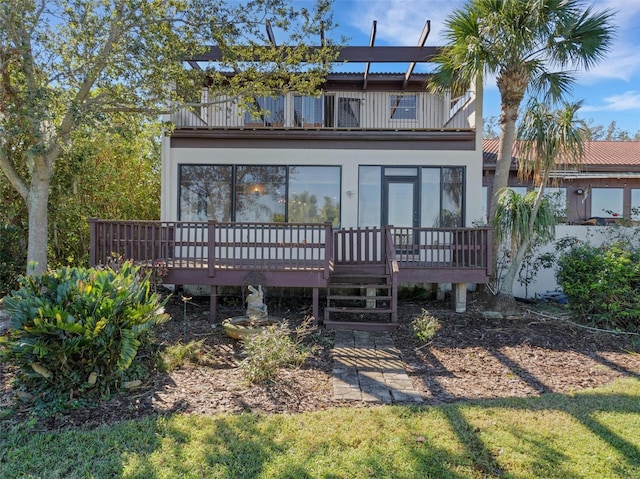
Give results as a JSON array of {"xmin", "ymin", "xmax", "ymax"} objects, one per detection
[{"xmin": 170, "ymin": 88, "xmax": 475, "ymax": 131}]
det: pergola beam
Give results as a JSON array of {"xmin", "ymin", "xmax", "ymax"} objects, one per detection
[
  {"xmin": 402, "ymin": 20, "xmax": 431, "ymax": 90},
  {"xmin": 363, "ymin": 20, "xmax": 377, "ymax": 90}
]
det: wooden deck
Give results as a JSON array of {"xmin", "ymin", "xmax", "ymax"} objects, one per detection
[{"xmin": 89, "ymin": 219, "xmax": 492, "ymax": 328}]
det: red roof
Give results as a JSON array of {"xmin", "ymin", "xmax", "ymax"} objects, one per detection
[{"xmin": 483, "ymin": 139, "xmax": 640, "ymax": 170}]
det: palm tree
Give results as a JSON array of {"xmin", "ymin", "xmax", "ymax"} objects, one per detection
[
  {"xmin": 493, "ymin": 99, "xmax": 588, "ymax": 299},
  {"xmin": 431, "ymin": 0, "xmax": 614, "ymax": 221}
]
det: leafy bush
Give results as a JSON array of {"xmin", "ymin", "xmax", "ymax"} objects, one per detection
[
  {"xmin": 556, "ymin": 242, "xmax": 640, "ymax": 332},
  {"xmin": 411, "ymin": 309, "xmax": 441, "ymax": 343},
  {"xmin": 0, "ymin": 263, "xmax": 169, "ymax": 411},
  {"xmin": 0, "ymin": 223, "xmax": 27, "ymax": 296},
  {"xmin": 239, "ymin": 319, "xmax": 316, "ymax": 384}
]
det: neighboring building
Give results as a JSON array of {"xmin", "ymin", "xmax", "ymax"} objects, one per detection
[
  {"xmin": 483, "ymin": 139, "xmax": 640, "ymax": 224},
  {"xmin": 482, "ymin": 139, "xmax": 640, "ymax": 298},
  {"xmin": 90, "ymin": 36, "xmax": 493, "ymax": 329}
]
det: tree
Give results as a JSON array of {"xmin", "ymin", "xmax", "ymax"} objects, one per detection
[
  {"xmin": 584, "ymin": 120, "xmax": 639, "ymax": 141},
  {"xmin": 431, "ymin": 0, "xmax": 614, "ymax": 309},
  {"xmin": 493, "ymin": 99, "xmax": 588, "ymax": 299},
  {"xmin": 0, "ymin": 0, "xmax": 336, "ymax": 275},
  {"xmin": 431, "ymin": 0, "xmax": 614, "ymax": 222}
]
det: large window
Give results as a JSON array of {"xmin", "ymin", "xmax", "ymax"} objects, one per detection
[
  {"xmin": 179, "ymin": 165, "xmax": 340, "ymax": 225},
  {"xmin": 422, "ymin": 167, "xmax": 464, "ymax": 227},
  {"xmin": 179, "ymin": 165, "xmax": 233, "ymax": 221},
  {"xmin": 390, "ymin": 95, "xmax": 417, "ymax": 120},
  {"xmin": 358, "ymin": 166, "xmax": 465, "ymax": 227},
  {"xmin": 591, "ymin": 187, "xmax": 623, "ymax": 218}
]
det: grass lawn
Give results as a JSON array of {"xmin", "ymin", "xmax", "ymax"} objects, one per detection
[{"xmin": 2, "ymin": 377, "xmax": 640, "ymax": 479}]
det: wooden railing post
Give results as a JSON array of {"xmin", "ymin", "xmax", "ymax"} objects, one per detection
[
  {"xmin": 323, "ymin": 222, "xmax": 333, "ymax": 278},
  {"xmin": 208, "ymin": 221, "xmax": 216, "ymax": 278},
  {"xmin": 89, "ymin": 218, "xmax": 98, "ymax": 266}
]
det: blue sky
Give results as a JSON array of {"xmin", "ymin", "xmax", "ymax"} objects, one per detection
[{"xmin": 325, "ymin": 0, "xmax": 640, "ymax": 135}]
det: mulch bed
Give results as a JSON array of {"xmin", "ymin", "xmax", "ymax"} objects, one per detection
[{"xmin": 1, "ymin": 290, "xmax": 639, "ymax": 431}]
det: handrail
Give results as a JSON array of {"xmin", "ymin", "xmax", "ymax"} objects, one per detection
[{"xmin": 384, "ymin": 226, "xmax": 399, "ymax": 323}]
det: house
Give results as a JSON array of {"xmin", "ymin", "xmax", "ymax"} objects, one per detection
[
  {"xmin": 89, "ymin": 27, "xmax": 492, "ymax": 330},
  {"xmin": 482, "ymin": 139, "xmax": 640, "ymax": 298}
]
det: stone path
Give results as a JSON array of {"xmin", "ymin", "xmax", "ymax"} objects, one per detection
[{"xmin": 332, "ymin": 330, "xmax": 423, "ymax": 403}]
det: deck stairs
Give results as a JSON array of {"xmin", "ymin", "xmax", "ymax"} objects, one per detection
[{"xmin": 324, "ymin": 267, "xmax": 398, "ymax": 331}]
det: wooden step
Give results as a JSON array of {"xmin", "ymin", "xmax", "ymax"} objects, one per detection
[
  {"xmin": 324, "ymin": 320, "xmax": 398, "ymax": 331},
  {"xmin": 324, "ymin": 306, "xmax": 394, "ymax": 314},
  {"xmin": 326, "ymin": 295, "xmax": 392, "ymax": 301}
]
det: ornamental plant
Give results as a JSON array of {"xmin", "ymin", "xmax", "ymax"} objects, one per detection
[
  {"xmin": 0, "ymin": 263, "xmax": 169, "ymax": 411},
  {"xmin": 556, "ymin": 241, "xmax": 640, "ymax": 332}
]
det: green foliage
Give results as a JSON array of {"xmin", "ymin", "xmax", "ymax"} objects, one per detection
[
  {"xmin": 556, "ymin": 242, "xmax": 640, "ymax": 332},
  {"xmin": 158, "ymin": 340, "xmax": 207, "ymax": 372},
  {"xmin": 0, "ymin": 263, "xmax": 169, "ymax": 412},
  {"xmin": 0, "ymin": 223, "xmax": 26, "ymax": 296},
  {"xmin": 239, "ymin": 319, "xmax": 316, "ymax": 384},
  {"xmin": 411, "ymin": 309, "xmax": 441, "ymax": 344}
]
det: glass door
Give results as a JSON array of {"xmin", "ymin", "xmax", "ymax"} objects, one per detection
[{"xmin": 383, "ymin": 176, "xmax": 419, "ymax": 254}]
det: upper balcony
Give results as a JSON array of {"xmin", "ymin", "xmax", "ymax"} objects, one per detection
[{"xmin": 170, "ymin": 87, "xmax": 475, "ymax": 132}]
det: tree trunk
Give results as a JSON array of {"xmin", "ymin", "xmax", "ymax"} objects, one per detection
[{"xmin": 26, "ymin": 162, "xmax": 51, "ymax": 275}]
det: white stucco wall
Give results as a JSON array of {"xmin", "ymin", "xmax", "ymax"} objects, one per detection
[
  {"xmin": 511, "ymin": 225, "xmax": 640, "ymax": 298},
  {"xmin": 161, "ymin": 143, "xmax": 484, "ymax": 228}
]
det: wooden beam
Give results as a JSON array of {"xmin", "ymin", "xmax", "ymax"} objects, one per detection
[
  {"xmin": 363, "ymin": 20, "xmax": 377, "ymax": 90},
  {"xmin": 189, "ymin": 45, "xmax": 441, "ymax": 63},
  {"xmin": 403, "ymin": 20, "xmax": 431, "ymax": 90}
]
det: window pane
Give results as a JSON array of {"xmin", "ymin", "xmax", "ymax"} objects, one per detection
[
  {"xmin": 390, "ymin": 95, "xmax": 417, "ymax": 120},
  {"xmin": 591, "ymin": 187, "xmax": 623, "ymax": 217},
  {"xmin": 337, "ymin": 98, "xmax": 360, "ymax": 127},
  {"xmin": 632, "ymin": 189, "xmax": 640, "ymax": 220},
  {"xmin": 288, "ymin": 166, "xmax": 341, "ymax": 227},
  {"xmin": 421, "ymin": 168, "xmax": 440, "ymax": 227},
  {"xmin": 179, "ymin": 165, "xmax": 232, "ymax": 221},
  {"xmin": 509, "ymin": 186, "xmax": 528, "ymax": 196},
  {"xmin": 236, "ymin": 166, "xmax": 286, "ymax": 222},
  {"xmin": 359, "ymin": 166, "xmax": 381, "ymax": 227},
  {"xmin": 244, "ymin": 96, "xmax": 285, "ymax": 125},
  {"xmin": 442, "ymin": 167, "xmax": 464, "ymax": 227},
  {"xmin": 294, "ymin": 96, "xmax": 323, "ymax": 126},
  {"xmin": 543, "ymin": 187, "xmax": 567, "ymax": 221},
  {"xmin": 385, "ymin": 167, "xmax": 417, "ymax": 176}
]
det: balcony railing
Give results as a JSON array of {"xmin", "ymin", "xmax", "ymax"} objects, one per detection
[{"xmin": 170, "ymin": 90, "xmax": 474, "ymax": 131}]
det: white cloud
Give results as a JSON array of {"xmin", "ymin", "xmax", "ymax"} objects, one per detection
[
  {"xmin": 581, "ymin": 90, "xmax": 640, "ymax": 112},
  {"xmin": 342, "ymin": 0, "xmax": 464, "ymax": 45}
]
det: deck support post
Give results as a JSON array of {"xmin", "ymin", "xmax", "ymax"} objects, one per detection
[
  {"xmin": 312, "ymin": 288, "xmax": 319, "ymax": 324},
  {"xmin": 209, "ymin": 286, "xmax": 218, "ymax": 324},
  {"xmin": 453, "ymin": 283, "xmax": 467, "ymax": 313}
]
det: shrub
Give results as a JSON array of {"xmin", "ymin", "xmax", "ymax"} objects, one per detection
[
  {"xmin": 0, "ymin": 263, "xmax": 169, "ymax": 411},
  {"xmin": 411, "ymin": 309, "xmax": 441, "ymax": 343},
  {"xmin": 556, "ymin": 242, "xmax": 640, "ymax": 332},
  {"xmin": 0, "ymin": 223, "xmax": 27, "ymax": 296},
  {"xmin": 239, "ymin": 319, "xmax": 316, "ymax": 384}
]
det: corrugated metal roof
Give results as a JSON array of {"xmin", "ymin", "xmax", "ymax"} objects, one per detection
[{"xmin": 483, "ymin": 139, "xmax": 640, "ymax": 169}]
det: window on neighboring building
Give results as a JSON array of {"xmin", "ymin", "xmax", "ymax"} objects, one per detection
[
  {"xmin": 244, "ymin": 96, "xmax": 285, "ymax": 126},
  {"xmin": 390, "ymin": 95, "xmax": 417, "ymax": 120},
  {"xmin": 632, "ymin": 189, "xmax": 640, "ymax": 220},
  {"xmin": 179, "ymin": 165, "xmax": 340, "ymax": 225},
  {"xmin": 591, "ymin": 187, "xmax": 623, "ymax": 218},
  {"xmin": 543, "ymin": 187, "xmax": 567, "ymax": 222}
]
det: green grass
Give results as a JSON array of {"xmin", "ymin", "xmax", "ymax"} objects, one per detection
[{"xmin": 2, "ymin": 378, "xmax": 640, "ymax": 478}]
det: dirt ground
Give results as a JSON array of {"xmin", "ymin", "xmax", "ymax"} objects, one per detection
[{"xmin": 1, "ymin": 289, "xmax": 640, "ymax": 431}]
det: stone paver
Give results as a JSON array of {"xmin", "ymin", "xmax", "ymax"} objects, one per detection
[{"xmin": 331, "ymin": 330, "xmax": 423, "ymax": 403}]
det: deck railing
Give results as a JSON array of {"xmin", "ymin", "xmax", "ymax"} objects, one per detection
[
  {"xmin": 388, "ymin": 226, "xmax": 492, "ymax": 273},
  {"xmin": 89, "ymin": 219, "xmax": 333, "ymax": 274},
  {"xmin": 89, "ymin": 220, "xmax": 492, "ymax": 279},
  {"xmin": 171, "ymin": 90, "xmax": 474, "ymax": 131}
]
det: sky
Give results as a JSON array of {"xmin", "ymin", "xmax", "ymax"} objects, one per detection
[{"xmin": 323, "ymin": 0, "xmax": 640, "ymax": 135}]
